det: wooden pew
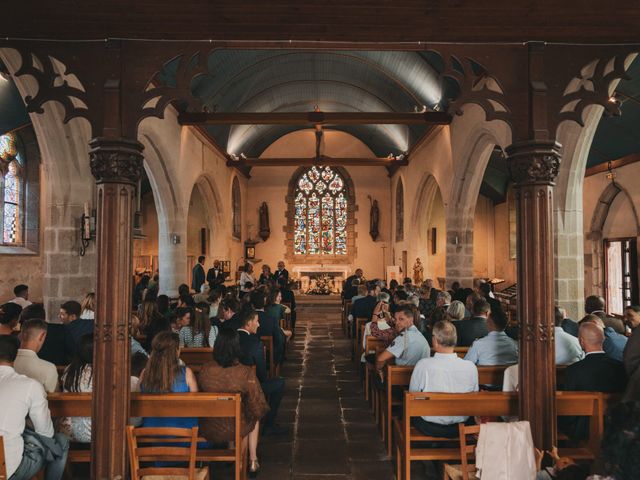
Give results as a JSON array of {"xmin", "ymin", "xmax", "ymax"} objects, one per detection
[
  {"xmin": 353, "ymin": 317, "xmax": 368, "ymax": 359},
  {"xmin": 260, "ymin": 335, "xmax": 279, "ymax": 378},
  {"xmin": 393, "ymin": 391, "xmax": 604, "ymax": 480},
  {"xmin": 453, "ymin": 346, "xmax": 468, "ymax": 359},
  {"xmin": 362, "ymin": 336, "xmax": 387, "ymax": 404},
  {"xmin": 180, "ymin": 347, "xmax": 213, "ymax": 372},
  {"xmin": 342, "ymin": 300, "xmax": 352, "ymax": 337},
  {"xmin": 0, "ymin": 436, "xmax": 6, "ymax": 480},
  {"xmin": 47, "ymin": 392, "xmax": 246, "ymax": 480}
]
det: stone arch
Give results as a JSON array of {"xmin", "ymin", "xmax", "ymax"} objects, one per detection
[
  {"xmin": 587, "ymin": 182, "xmax": 640, "ymax": 295},
  {"xmin": 0, "ymin": 47, "xmax": 96, "ymax": 314},
  {"xmin": 411, "ymin": 173, "xmax": 446, "ymax": 281},
  {"xmin": 284, "ymin": 165, "xmax": 357, "ymax": 264},
  {"xmin": 445, "ymin": 112, "xmax": 510, "ymax": 287},
  {"xmin": 189, "ymin": 174, "xmax": 224, "ymax": 257}
]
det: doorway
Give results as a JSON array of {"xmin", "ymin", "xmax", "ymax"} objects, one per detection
[{"xmin": 605, "ymin": 237, "xmax": 638, "ymax": 315}]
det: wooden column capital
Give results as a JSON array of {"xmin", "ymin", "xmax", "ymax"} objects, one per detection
[
  {"xmin": 89, "ymin": 137, "xmax": 144, "ymax": 185},
  {"xmin": 506, "ymin": 140, "xmax": 562, "ymax": 186},
  {"xmin": 507, "ymin": 139, "xmax": 561, "ymax": 450}
]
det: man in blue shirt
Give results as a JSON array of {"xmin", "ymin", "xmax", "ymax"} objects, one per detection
[{"xmin": 465, "ymin": 309, "xmax": 518, "ymax": 365}]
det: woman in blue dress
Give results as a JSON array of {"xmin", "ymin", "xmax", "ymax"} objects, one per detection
[{"xmin": 139, "ymin": 331, "xmax": 199, "ymax": 429}]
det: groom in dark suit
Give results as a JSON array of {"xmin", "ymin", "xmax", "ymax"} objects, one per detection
[
  {"xmin": 206, "ymin": 259, "xmax": 227, "ymax": 289},
  {"xmin": 191, "ymin": 255, "xmax": 206, "ymax": 292}
]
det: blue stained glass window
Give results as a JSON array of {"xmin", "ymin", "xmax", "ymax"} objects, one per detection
[
  {"xmin": 294, "ymin": 166, "xmax": 347, "ymax": 255},
  {"xmin": 0, "ymin": 132, "xmax": 23, "ymax": 246}
]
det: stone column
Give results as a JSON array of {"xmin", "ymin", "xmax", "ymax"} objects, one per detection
[
  {"xmin": 158, "ymin": 214, "xmax": 188, "ymax": 297},
  {"xmin": 89, "ymin": 137, "xmax": 143, "ymax": 479},
  {"xmin": 506, "ymin": 139, "xmax": 561, "ymax": 450},
  {"xmin": 445, "ymin": 212, "xmax": 475, "ymax": 288}
]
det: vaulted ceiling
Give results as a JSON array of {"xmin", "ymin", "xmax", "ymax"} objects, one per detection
[{"xmin": 163, "ymin": 49, "xmax": 444, "ymax": 157}]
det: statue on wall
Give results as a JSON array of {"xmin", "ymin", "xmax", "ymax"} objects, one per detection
[
  {"xmin": 259, "ymin": 202, "xmax": 270, "ymax": 241},
  {"xmin": 413, "ymin": 258, "xmax": 424, "ymax": 285},
  {"xmin": 369, "ymin": 196, "xmax": 379, "ymax": 241}
]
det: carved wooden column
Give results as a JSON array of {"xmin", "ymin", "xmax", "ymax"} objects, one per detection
[
  {"xmin": 90, "ymin": 137, "xmax": 144, "ymax": 479},
  {"xmin": 507, "ymin": 139, "xmax": 561, "ymax": 450}
]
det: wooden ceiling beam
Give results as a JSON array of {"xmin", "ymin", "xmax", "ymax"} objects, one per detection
[
  {"xmin": 226, "ymin": 156, "xmax": 408, "ymax": 167},
  {"xmin": 179, "ymin": 111, "xmax": 451, "ymax": 126}
]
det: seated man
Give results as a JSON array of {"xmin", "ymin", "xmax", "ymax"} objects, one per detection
[
  {"xmin": 0, "ymin": 302, "xmax": 22, "ymax": 335},
  {"xmin": 585, "ymin": 295, "xmax": 625, "ymax": 334},
  {"xmin": 9, "ymin": 284, "xmax": 32, "ymax": 309},
  {"xmin": 60, "ymin": 300, "xmax": 93, "ymax": 360},
  {"xmin": 455, "ymin": 298, "xmax": 490, "ymax": 347},
  {"xmin": 213, "ymin": 297, "xmax": 242, "ymax": 331},
  {"xmin": 581, "ymin": 314, "xmax": 627, "ymax": 362},
  {"xmin": 374, "ymin": 304, "xmax": 430, "ymax": 385},
  {"xmin": 560, "ymin": 322, "xmax": 627, "ymax": 440},
  {"xmin": 14, "ymin": 319, "xmax": 59, "ymax": 393},
  {"xmin": 0, "ymin": 335, "xmax": 69, "ymax": 479},
  {"xmin": 409, "ymin": 320, "xmax": 479, "ymax": 437},
  {"xmin": 350, "ymin": 280, "xmax": 380, "ymax": 336},
  {"xmin": 554, "ymin": 307, "xmax": 584, "ymax": 365},
  {"xmin": 464, "ymin": 309, "xmax": 518, "ymax": 365},
  {"xmin": 237, "ymin": 306, "xmax": 287, "ymax": 436}
]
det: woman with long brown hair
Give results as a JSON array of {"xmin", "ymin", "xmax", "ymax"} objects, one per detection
[
  {"xmin": 139, "ymin": 331, "xmax": 199, "ymax": 429},
  {"xmin": 179, "ymin": 302, "xmax": 217, "ymax": 347}
]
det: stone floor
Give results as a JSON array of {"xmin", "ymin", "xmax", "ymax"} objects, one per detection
[{"xmin": 212, "ymin": 297, "xmax": 439, "ymax": 480}]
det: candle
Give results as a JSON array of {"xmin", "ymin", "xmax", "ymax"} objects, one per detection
[{"xmin": 83, "ymin": 202, "xmax": 90, "ymax": 217}]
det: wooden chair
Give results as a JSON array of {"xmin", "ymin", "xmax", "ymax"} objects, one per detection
[
  {"xmin": 126, "ymin": 425, "xmax": 209, "ymax": 480},
  {"xmin": 343, "ymin": 300, "xmax": 352, "ymax": 337},
  {"xmin": 443, "ymin": 424, "xmax": 481, "ymax": 480},
  {"xmin": 353, "ymin": 317, "xmax": 368, "ymax": 359},
  {"xmin": 0, "ymin": 436, "xmax": 6, "ymax": 480}
]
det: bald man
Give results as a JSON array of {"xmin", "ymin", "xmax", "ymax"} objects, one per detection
[{"xmin": 560, "ymin": 322, "xmax": 627, "ymax": 440}]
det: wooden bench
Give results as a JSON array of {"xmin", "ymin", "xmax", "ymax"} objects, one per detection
[
  {"xmin": 362, "ymin": 336, "xmax": 387, "ymax": 404},
  {"xmin": 0, "ymin": 436, "xmax": 6, "ymax": 480},
  {"xmin": 260, "ymin": 335, "xmax": 279, "ymax": 378},
  {"xmin": 342, "ymin": 300, "xmax": 352, "ymax": 337},
  {"xmin": 47, "ymin": 392, "xmax": 246, "ymax": 480},
  {"xmin": 379, "ymin": 364, "xmax": 568, "ymax": 457},
  {"xmin": 393, "ymin": 391, "xmax": 604, "ymax": 480},
  {"xmin": 180, "ymin": 347, "xmax": 213, "ymax": 372},
  {"xmin": 353, "ymin": 317, "xmax": 369, "ymax": 359}
]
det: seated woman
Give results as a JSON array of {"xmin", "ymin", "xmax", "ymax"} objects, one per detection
[
  {"xmin": 179, "ymin": 302, "xmax": 218, "ymax": 347},
  {"xmin": 79, "ymin": 292, "xmax": 95, "ymax": 320},
  {"xmin": 198, "ymin": 328, "xmax": 269, "ymax": 477},
  {"xmin": 59, "ymin": 334, "xmax": 94, "ymax": 443},
  {"xmin": 265, "ymin": 288, "xmax": 293, "ymax": 341},
  {"xmin": 139, "ymin": 331, "xmax": 199, "ymax": 430}
]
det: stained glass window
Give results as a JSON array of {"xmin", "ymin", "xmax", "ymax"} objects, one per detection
[
  {"xmin": 0, "ymin": 133, "xmax": 23, "ymax": 245},
  {"xmin": 294, "ymin": 166, "xmax": 348, "ymax": 255}
]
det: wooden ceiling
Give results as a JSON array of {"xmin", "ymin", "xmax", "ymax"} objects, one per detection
[{"xmin": 8, "ymin": 0, "xmax": 640, "ymax": 44}]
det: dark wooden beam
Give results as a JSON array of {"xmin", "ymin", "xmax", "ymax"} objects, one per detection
[
  {"xmin": 179, "ymin": 111, "xmax": 451, "ymax": 126},
  {"xmin": 226, "ymin": 155, "xmax": 408, "ymax": 167},
  {"xmin": 585, "ymin": 152, "xmax": 640, "ymax": 177}
]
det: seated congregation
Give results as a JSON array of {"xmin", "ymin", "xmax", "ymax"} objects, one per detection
[
  {"xmin": 343, "ymin": 272, "xmax": 640, "ymax": 479},
  {"xmin": 1, "ymin": 268, "xmax": 640, "ymax": 479}
]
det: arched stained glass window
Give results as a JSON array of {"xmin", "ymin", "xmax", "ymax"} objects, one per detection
[
  {"xmin": 294, "ymin": 166, "xmax": 348, "ymax": 255},
  {"xmin": 0, "ymin": 132, "xmax": 23, "ymax": 245}
]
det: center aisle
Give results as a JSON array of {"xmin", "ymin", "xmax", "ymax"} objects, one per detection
[{"xmin": 214, "ymin": 296, "xmax": 436, "ymax": 479}]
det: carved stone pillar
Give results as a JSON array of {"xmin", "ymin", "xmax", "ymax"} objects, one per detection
[
  {"xmin": 89, "ymin": 137, "xmax": 144, "ymax": 479},
  {"xmin": 506, "ymin": 139, "xmax": 561, "ymax": 450}
]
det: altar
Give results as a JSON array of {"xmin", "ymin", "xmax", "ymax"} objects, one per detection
[{"xmin": 291, "ymin": 265, "xmax": 351, "ymax": 294}]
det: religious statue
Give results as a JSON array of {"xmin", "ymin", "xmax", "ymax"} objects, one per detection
[
  {"xmin": 259, "ymin": 202, "xmax": 270, "ymax": 241},
  {"xmin": 413, "ymin": 258, "xmax": 424, "ymax": 285},
  {"xmin": 369, "ymin": 196, "xmax": 379, "ymax": 241}
]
